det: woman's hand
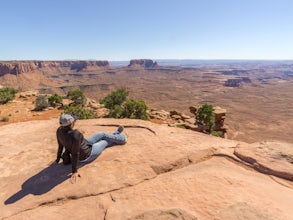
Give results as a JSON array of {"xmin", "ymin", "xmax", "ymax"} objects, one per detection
[{"xmin": 70, "ymin": 172, "xmax": 81, "ymax": 184}]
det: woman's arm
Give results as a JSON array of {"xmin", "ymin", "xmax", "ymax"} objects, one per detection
[
  {"xmin": 69, "ymin": 131, "xmax": 82, "ymax": 183},
  {"xmin": 71, "ymin": 130, "xmax": 82, "ymax": 173},
  {"xmin": 56, "ymin": 130, "xmax": 64, "ymax": 163}
]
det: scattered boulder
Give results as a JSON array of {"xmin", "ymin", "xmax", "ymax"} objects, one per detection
[
  {"xmin": 189, "ymin": 105, "xmax": 227, "ymax": 137},
  {"xmin": 189, "ymin": 106, "xmax": 197, "ymax": 116},
  {"xmin": 61, "ymin": 98, "xmax": 73, "ymax": 107},
  {"xmin": 19, "ymin": 90, "xmax": 39, "ymax": 98},
  {"xmin": 86, "ymin": 98, "xmax": 109, "ymax": 117},
  {"xmin": 171, "ymin": 114, "xmax": 182, "ymax": 120},
  {"xmin": 213, "ymin": 106, "xmax": 227, "ymax": 132},
  {"xmin": 150, "ymin": 108, "xmax": 199, "ymax": 131},
  {"xmin": 149, "ymin": 109, "xmax": 170, "ymax": 121}
]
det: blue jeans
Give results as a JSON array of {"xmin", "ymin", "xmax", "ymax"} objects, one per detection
[{"xmin": 80, "ymin": 131, "xmax": 126, "ymax": 163}]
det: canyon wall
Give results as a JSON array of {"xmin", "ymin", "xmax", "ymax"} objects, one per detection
[
  {"xmin": 0, "ymin": 60, "xmax": 110, "ymax": 76},
  {"xmin": 0, "ymin": 59, "xmax": 160, "ymax": 76},
  {"xmin": 0, "ymin": 62, "xmax": 38, "ymax": 76}
]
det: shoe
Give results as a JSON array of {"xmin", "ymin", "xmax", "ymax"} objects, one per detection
[
  {"xmin": 117, "ymin": 125, "xmax": 124, "ymax": 133},
  {"xmin": 124, "ymin": 133, "xmax": 128, "ymax": 143}
]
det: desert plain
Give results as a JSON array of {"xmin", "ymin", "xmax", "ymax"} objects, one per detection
[{"xmin": 2, "ymin": 59, "xmax": 292, "ymax": 143}]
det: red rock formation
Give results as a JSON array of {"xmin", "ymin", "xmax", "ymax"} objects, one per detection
[
  {"xmin": 0, "ymin": 60, "xmax": 110, "ymax": 76},
  {"xmin": 0, "ymin": 62, "xmax": 38, "ymax": 76},
  {"xmin": 35, "ymin": 61, "xmax": 72, "ymax": 68},
  {"xmin": 70, "ymin": 61, "xmax": 109, "ymax": 71},
  {"xmin": 128, "ymin": 59, "xmax": 158, "ymax": 68}
]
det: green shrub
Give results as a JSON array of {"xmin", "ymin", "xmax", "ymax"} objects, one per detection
[
  {"xmin": 64, "ymin": 105, "xmax": 94, "ymax": 119},
  {"xmin": 100, "ymin": 88, "xmax": 128, "ymax": 109},
  {"xmin": 48, "ymin": 94, "xmax": 62, "ymax": 107},
  {"xmin": 107, "ymin": 105, "xmax": 123, "ymax": 118},
  {"xmin": 211, "ymin": 130, "xmax": 223, "ymax": 137},
  {"xmin": 121, "ymin": 99, "xmax": 149, "ymax": 120},
  {"xmin": 34, "ymin": 95, "xmax": 49, "ymax": 111},
  {"xmin": 100, "ymin": 89, "xmax": 149, "ymax": 120},
  {"xmin": 0, "ymin": 87, "xmax": 18, "ymax": 104},
  {"xmin": 67, "ymin": 89, "xmax": 86, "ymax": 106},
  {"xmin": 196, "ymin": 103, "xmax": 215, "ymax": 133},
  {"xmin": 176, "ymin": 125, "xmax": 186, "ymax": 129}
]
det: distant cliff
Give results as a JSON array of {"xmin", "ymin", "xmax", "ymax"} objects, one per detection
[
  {"xmin": 0, "ymin": 60, "xmax": 110, "ymax": 76},
  {"xmin": 128, "ymin": 59, "xmax": 158, "ymax": 68},
  {"xmin": 0, "ymin": 62, "xmax": 38, "ymax": 76}
]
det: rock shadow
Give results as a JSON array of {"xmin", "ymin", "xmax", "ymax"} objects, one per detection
[{"xmin": 4, "ymin": 162, "xmax": 86, "ymax": 205}]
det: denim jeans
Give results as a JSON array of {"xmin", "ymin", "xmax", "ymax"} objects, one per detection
[{"xmin": 80, "ymin": 130, "xmax": 126, "ymax": 163}]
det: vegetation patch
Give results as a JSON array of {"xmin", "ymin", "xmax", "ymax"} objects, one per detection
[
  {"xmin": 196, "ymin": 103, "xmax": 215, "ymax": 133},
  {"xmin": 100, "ymin": 88, "xmax": 149, "ymax": 120},
  {"xmin": 66, "ymin": 89, "xmax": 86, "ymax": 106},
  {"xmin": 64, "ymin": 105, "xmax": 94, "ymax": 119},
  {"xmin": 34, "ymin": 95, "xmax": 49, "ymax": 111},
  {"xmin": 48, "ymin": 94, "xmax": 63, "ymax": 107},
  {"xmin": 0, "ymin": 87, "xmax": 18, "ymax": 104},
  {"xmin": 211, "ymin": 130, "xmax": 223, "ymax": 137}
]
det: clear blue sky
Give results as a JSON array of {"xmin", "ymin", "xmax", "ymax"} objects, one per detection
[{"xmin": 1, "ymin": 0, "xmax": 292, "ymax": 60}]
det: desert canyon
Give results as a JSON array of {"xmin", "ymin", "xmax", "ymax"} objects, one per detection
[{"xmin": 0, "ymin": 60, "xmax": 292, "ymax": 219}]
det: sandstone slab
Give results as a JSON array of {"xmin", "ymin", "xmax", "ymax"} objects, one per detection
[{"xmin": 0, "ymin": 118, "xmax": 292, "ymax": 219}]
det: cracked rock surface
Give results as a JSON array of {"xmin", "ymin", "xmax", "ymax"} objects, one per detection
[{"xmin": 0, "ymin": 118, "xmax": 292, "ymax": 219}]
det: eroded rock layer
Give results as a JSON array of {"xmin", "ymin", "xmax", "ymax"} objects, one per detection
[{"xmin": 0, "ymin": 60, "xmax": 110, "ymax": 75}]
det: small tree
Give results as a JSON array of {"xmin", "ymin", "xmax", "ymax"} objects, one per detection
[
  {"xmin": 67, "ymin": 89, "xmax": 86, "ymax": 106},
  {"xmin": 100, "ymin": 88, "xmax": 128, "ymax": 110},
  {"xmin": 196, "ymin": 103, "xmax": 215, "ymax": 133},
  {"xmin": 48, "ymin": 94, "xmax": 62, "ymax": 107},
  {"xmin": 34, "ymin": 95, "xmax": 49, "ymax": 111},
  {"xmin": 0, "ymin": 87, "xmax": 18, "ymax": 104},
  {"xmin": 100, "ymin": 88, "xmax": 149, "ymax": 120},
  {"xmin": 107, "ymin": 105, "xmax": 123, "ymax": 118},
  {"xmin": 121, "ymin": 99, "xmax": 149, "ymax": 120}
]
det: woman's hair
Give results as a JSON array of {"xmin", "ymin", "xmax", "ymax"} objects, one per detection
[{"xmin": 61, "ymin": 122, "xmax": 74, "ymax": 129}]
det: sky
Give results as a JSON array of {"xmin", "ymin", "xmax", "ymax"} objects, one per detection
[{"xmin": 0, "ymin": 0, "xmax": 293, "ymax": 61}]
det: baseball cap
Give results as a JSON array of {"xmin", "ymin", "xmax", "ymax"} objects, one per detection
[{"xmin": 59, "ymin": 114, "xmax": 77, "ymax": 126}]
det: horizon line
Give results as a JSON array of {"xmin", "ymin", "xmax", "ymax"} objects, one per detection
[{"xmin": 1, "ymin": 58, "xmax": 293, "ymax": 62}]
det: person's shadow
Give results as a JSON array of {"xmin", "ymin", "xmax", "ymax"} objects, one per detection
[{"xmin": 4, "ymin": 162, "xmax": 86, "ymax": 205}]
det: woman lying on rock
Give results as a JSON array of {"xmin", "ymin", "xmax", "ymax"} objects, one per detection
[{"xmin": 53, "ymin": 114, "xmax": 127, "ymax": 183}]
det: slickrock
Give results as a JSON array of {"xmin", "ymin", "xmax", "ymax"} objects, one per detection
[
  {"xmin": 234, "ymin": 142, "xmax": 293, "ymax": 181},
  {"xmin": 0, "ymin": 118, "xmax": 292, "ymax": 219}
]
